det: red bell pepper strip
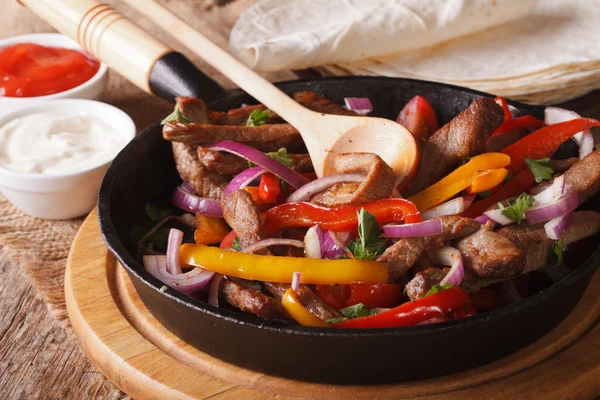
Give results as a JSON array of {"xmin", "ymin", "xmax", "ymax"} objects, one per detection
[
  {"xmin": 490, "ymin": 115, "xmax": 546, "ymax": 139},
  {"xmin": 503, "ymin": 118, "xmax": 600, "ymax": 175},
  {"xmin": 263, "ymin": 199, "xmax": 422, "ymax": 234},
  {"xmin": 462, "ymin": 169, "xmax": 535, "ymax": 218},
  {"xmin": 449, "ymin": 303, "xmax": 477, "ymax": 319},
  {"xmin": 315, "ymin": 283, "xmax": 404, "ymax": 310},
  {"xmin": 494, "ymin": 97, "xmax": 512, "ymax": 121},
  {"xmin": 332, "ymin": 287, "xmax": 469, "ymax": 329},
  {"xmin": 258, "ymin": 173, "xmax": 281, "ymax": 202},
  {"xmin": 314, "ymin": 285, "xmax": 351, "ymax": 310}
]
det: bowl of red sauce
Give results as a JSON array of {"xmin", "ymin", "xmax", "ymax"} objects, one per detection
[{"xmin": 0, "ymin": 33, "xmax": 107, "ymax": 112}]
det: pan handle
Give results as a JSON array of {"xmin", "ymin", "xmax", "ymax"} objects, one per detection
[{"xmin": 18, "ymin": 0, "xmax": 228, "ymax": 103}]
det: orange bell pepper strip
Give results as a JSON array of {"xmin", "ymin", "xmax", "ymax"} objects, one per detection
[
  {"xmin": 502, "ymin": 118, "xmax": 600, "ymax": 175},
  {"xmin": 194, "ymin": 214, "xmax": 230, "ymax": 245},
  {"xmin": 282, "ymin": 288, "xmax": 329, "ymax": 327},
  {"xmin": 494, "ymin": 97, "xmax": 512, "ymax": 121},
  {"xmin": 466, "ymin": 168, "xmax": 509, "ymax": 194},
  {"xmin": 407, "ymin": 153, "xmax": 510, "ymax": 211},
  {"xmin": 263, "ymin": 199, "xmax": 421, "ymax": 234},
  {"xmin": 462, "ymin": 169, "xmax": 535, "ymax": 218},
  {"xmin": 489, "ymin": 115, "xmax": 546, "ymax": 139},
  {"xmin": 332, "ymin": 287, "xmax": 469, "ymax": 329},
  {"xmin": 244, "ymin": 187, "xmax": 277, "ymax": 205},
  {"xmin": 180, "ymin": 244, "xmax": 388, "ymax": 284}
]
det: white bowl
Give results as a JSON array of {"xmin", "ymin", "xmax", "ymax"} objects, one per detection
[
  {"xmin": 0, "ymin": 33, "xmax": 108, "ymax": 115},
  {"xmin": 0, "ymin": 100, "xmax": 135, "ymax": 219}
]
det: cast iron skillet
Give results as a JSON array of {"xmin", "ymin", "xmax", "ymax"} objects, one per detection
[{"xmin": 98, "ymin": 74, "xmax": 599, "ymax": 384}]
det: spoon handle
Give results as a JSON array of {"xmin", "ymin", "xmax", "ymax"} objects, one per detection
[
  {"xmin": 19, "ymin": 0, "xmax": 226, "ymax": 102},
  {"xmin": 122, "ymin": 0, "xmax": 316, "ymax": 129}
]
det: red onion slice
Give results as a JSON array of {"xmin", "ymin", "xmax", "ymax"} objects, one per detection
[
  {"xmin": 526, "ymin": 190, "xmax": 579, "ymax": 225},
  {"xmin": 322, "ymin": 230, "xmax": 351, "ymax": 259},
  {"xmin": 579, "ymin": 130, "xmax": 594, "ymax": 159},
  {"xmin": 483, "ymin": 208, "xmax": 514, "ymax": 225},
  {"xmin": 427, "ymin": 246, "xmax": 464, "ymax": 286},
  {"xmin": 286, "ymin": 174, "xmax": 365, "ymax": 203},
  {"xmin": 242, "ymin": 238, "xmax": 305, "ymax": 254},
  {"xmin": 181, "ymin": 181, "xmax": 195, "ymax": 194},
  {"xmin": 166, "ymin": 228, "xmax": 184, "ymax": 274},
  {"xmin": 210, "ymin": 140, "xmax": 310, "ymax": 188},
  {"xmin": 383, "ymin": 219, "xmax": 442, "ymax": 237},
  {"xmin": 544, "ymin": 212, "xmax": 574, "ymax": 240},
  {"xmin": 545, "ymin": 107, "xmax": 595, "ymax": 159},
  {"xmin": 291, "ymin": 272, "xmax": 301, "ymax": 292},
  {"xmin": 172, "ymin": 186, "xmax": 223, "ymax": 217},
  {"xmin": 304, "ymin": 225, "xmax": 324, "ymax": 259},
  {"xmin": 208, "ymin": 273, "xmax": 223, "ymax": 307},
  {"xmin": 344, "ymin": 97, "xmax": 373, "ymax": 115},
  {"xmin": 421, "ymin": 197, "xmax": 467, "ymax": 220},
  {"xmin": 225, "ymin": 166, "xmax": 265, "ymax": 196},
  {"xmin": 532, "ymin": 175, "xmax": 566, "ymax": 206},
  {"xmin": 143, "ymin": 255, "xmax": 214, "ymax": 295}
]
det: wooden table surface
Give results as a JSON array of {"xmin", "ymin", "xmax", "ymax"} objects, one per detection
[{"xmin": 1, "ymin": 0, "xmax": 599, "ymax": 399}]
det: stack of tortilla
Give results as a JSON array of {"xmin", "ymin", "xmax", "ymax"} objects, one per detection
[{"xmin": 230, "ymin": 0, "xmax": 600, "ymax": 104}]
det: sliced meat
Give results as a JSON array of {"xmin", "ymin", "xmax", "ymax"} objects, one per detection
[
  {"xmin": 378, "ymin": 216, "xmax": 481, "ymax": 282},
  {"xmin": 563, "ymin": 150, "xmax": 600, "ymax": 204},
  {"xmin": 406, "ymin": 267, "xmax": 499, "ymax": 301},
  {"xmin": 290, "ymin": 154, "xmax": 315, "ymax": 173},
  {"xmin": 405, "ymin": 97, "xmax": 504, "ymax": 196},
  {"xmin": 172, "ymin": 142, "xmax": 227, "ymax": 200},
  {"xmin": 485, "ymin": 128, "xmax": 528, "ymax": 153},
  {"xmin": 222, "ymin": 190, "xmax": 265, "ymax": 250},
  {"xmin": 263, "ymin": 282, "xmax": 342, "ymax": 321},
  {"xmin": 309, "ymin": 153, "xmax": 395, "ymax": 206},
  {"xmin": 550, "ymin": 157, "xmax": 579, "ymax": 173},
  {"xmin": 293, "ymin": 91, "xmax": 358, "ymax": 116},
  {"xmin": 197, "ymin": 147, "xmax": 248, "ymax": 175},
  {"xmin": 163, "ymin": 122, "xmax": 304, "ymax": 152},
  {"xmin": 221, "ymin": 279, "xmax": 291, "ymax": 321},
  {"xmin": 457, "ymin": 227, "xmax": 525, "ymax": 279},
  {"xmin": 496, "ymin": 223, "xmax": 549, "ymax": 274},
  {"xmin": 560, "ymin": 211, "xmax": 600, "ymax": 247},
  {"xmin": 210, "ymin": 104, "xmax": 284, "ymax": 126},
  {"xmin": 175, "ymin": 96, "xmax": 212, "ymax": 124}
]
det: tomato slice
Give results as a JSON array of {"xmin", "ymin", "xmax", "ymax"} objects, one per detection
[
  {"xmin": 219, "ymin": 230, "xmax": 237, "ymax": 249},
  {"xmin": 396, "ymin": 95, "xmax": 439, "ymax": 141},
  {"xmin": 314, "ymin": 285, "xmax": 351, "ymax": 310},
  {"xmin": 346, "ymin": 284, "xmax": 404, "ymax": 309}
]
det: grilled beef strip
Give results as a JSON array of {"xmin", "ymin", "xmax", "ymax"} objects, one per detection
[
  {"xmin": 405, "ymin": 97, "xmax": 504, "ymax": 196},
  {"xmin": 222, "ymin": 189, "xmax": 266, "ymax": 251},
  {"xmin": 263, "ymin": 282, "xmax": 342, "ymax": 321},
  {"xmin": 407, "ymin": 210, "xmax": 600, "ymax": 300},
  {"xmin": 377, "ymin": 216, "xmax": 481, "ymax": 282},
  {"xmin": 485, "ymin": 128, "xmax": 528, "ymax": 153},
  {"xmin": 163, "ymin": 122, "xmax": 304, "ymax": 152},
  {"xmin": 172, "ymin": 143, "xmax": 228, "ymax": 200},
  {"xmin": 198, "ymin": 147, "xmax": 314, "ymax": 175},
  {"xmin": 309, "ymin": 153, "xmax": 396, "ymax": 206},
  {"xmin": 564, "ymin": 150, "xmax": 600, "ymax": 203},
  {"xmin": 209, "ymin": 104, "xmax": 284, "ymax": 126},
  {"xmin": 292, "ymin": 91, "xmax": 358, "ymax": 116},
  {"xmin": 221, "ymin": 279, "xmax": 292, "ymax": 322},
  {"xmin": 550, "ymin": 157, "xmax": 579, "ymax": 173}
]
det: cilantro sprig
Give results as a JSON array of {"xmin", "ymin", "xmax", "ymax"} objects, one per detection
[
  {"xmin": 231, "ymin": 236, "xmax": 241, "ymax": 251},
  {"xmin": 161, "ymin": 104, "xmax": 190, "ymax": 125},
  {"xmin": 326, "ymin": 303, "xmax": 378, "ymax": 324},
  {"xmin": 130, "ymin": 203, "xmax": 174, "ymax": 260},
  {"xmin": 554, "ymin": 239, "xmax": 565, "ymax": 267},
  {"xmin": 344, "ymin": 209, "xmax": 386, "ymax": 260},
  {"xmin": 498, "ymin": 193, "xmax": 535, "ymax": 224},
  {"xmin": 525, "ymin": 158, "xmax": 554, "ymax": 183},
  {"xmin": 246, "ymin": 109, "xmax": 270, "ymax": 127},
  {"xmin": 248, "ymin": 147, "xmax": 293, "ymax": 168},
  {"xmin": 425, "ymin": 282, "xmax": 453, "ymax": 297}
]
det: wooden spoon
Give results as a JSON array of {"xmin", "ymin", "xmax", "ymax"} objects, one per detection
[{"xmin": 21, "ymin": 0, "xmax": 418, "ymax": 181}]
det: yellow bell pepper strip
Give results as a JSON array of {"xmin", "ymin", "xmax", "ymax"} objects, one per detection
[
  {"xmin": 281, "ymin": 288, "xmax": 329, "ymax": 327},
  {"xmin": 179, "ymin": 244, "xmax": 388, "ymax": 284},
  {"xmin": 194, "ymin": 214, "xmax": 230, "ymax": 245},
  {"xmin": 407, "ymin": 153, "xmax": 510, "ymax": 210},
  {"xmin": 466, "ymin": 168, "xmax": 509, "ymax": 194},
  {"xmin": 502, "ymin": 118, "xmax": 600, "ymax": 175},
  {"xmin": 263, "ymin": 199, "xmax": 422, "ymax": 235}
]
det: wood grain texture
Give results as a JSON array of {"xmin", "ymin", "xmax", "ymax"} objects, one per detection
[{"xmin": 65, "ymin": 209, "xmax": 600, "ymax": 400}]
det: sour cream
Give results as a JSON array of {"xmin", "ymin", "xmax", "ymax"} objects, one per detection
[{"xmin": 0, "ymin": 112, "xmax": 126, "ymax": 174}]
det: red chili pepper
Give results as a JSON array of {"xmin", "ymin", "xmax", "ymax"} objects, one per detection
[
  {"xmin": 503, "ymin": 118, "xmax": 600, "ymax": 175},
  {"xmin": 494, "ymin": 97, "xmax": 512, "ymax": 121},
  {"xmin": 332, "ymin": 287, "xmax": 469, "ymax": 329},
  {"xmin": 462, "ymin": 169, "xmax": 535, "ymax": 218},
  {"xmin": 469, "ymin": 288, "xmax": 501, "ymax": 311},
  {"xmin": 258, "ymin": 173, "xmax": 281, "ymax": 202},
  {"xmin": 263, "ymin": 199, "xmax": 422, "ymax": 234},
  {"xmin": 219, "ymin": 230, "xmax": 237, "ymax": 249},
  {"xmin": 489, "ymin": 115, "xmax": 546, "ymax": 139}
]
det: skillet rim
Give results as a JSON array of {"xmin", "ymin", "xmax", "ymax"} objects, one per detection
[{"xmin": 98, "ymin": 75, "xmax": 599, "ymax": 338}]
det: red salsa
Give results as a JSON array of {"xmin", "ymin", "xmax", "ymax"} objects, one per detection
[{"xmin": 0, "ymin": 43, "xmax": 100, "ymax": 97}]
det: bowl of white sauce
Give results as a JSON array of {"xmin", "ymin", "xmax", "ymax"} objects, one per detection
[{"xmin": 0, "ymin": 99, "xmax": 135, "ymax": 219}]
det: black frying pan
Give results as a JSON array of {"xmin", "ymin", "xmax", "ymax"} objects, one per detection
[{"xmin": 97, "ymin": 70, "xmax": 599, "ymax": 383}]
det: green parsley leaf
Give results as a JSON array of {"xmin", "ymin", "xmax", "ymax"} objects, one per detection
[
  {"xmin": 232, "ymin": 236, "xmax": 241, "ymax": 251},
  {"xmin": 425, "ymin": 282, "xmax": 453, "ymax": 297},
  {"xmin": 130, "ymin": 225, "xmax": 144, "ymax": 243},
  {"xmin": 326, "ymin": 317, "xmax": 349, "ymax": 324},
  {"xmin": 148, "ymin": 228, "xmax": 170, "ymax": 250},
  {"xmin": 159, "ymin": 285, "xmax": 168, "ymax": 292},
  {"xmin": 161, "ymin": 104, "xmax": 190, "ymax": 125},
  {"xmin": 554, "ymin": 239, "xmax": 565, "ymax": 267},
  {"xmin": 339, "ymin": 303, "xmax": 371, "ymax": 318},
  {"xmin": 246, "ymin": 109, "xmax": 270, "ymax": 127},
  {"xmin": 478, "ymin": 190, "xmax": 493, "ymax": 198},
  {"xmin": 344, "ymin": 209, "xmax": 386, "ymax": 260},
  {"xmin": 498, "ymin": 193, "xmax": 535, "ymax": 224},
  {"xmin": 248, "ymin": 147, "xmax": 293, "ymax": 169},
  {"xmin": 525, "ymin": 158, "xmax": 554, "ymax": 183},
  {"xmin": 145, "ymin": 204, "xmax": 171, "ymax": 222}
]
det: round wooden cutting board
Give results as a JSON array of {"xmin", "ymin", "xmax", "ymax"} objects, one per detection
[{"xmin": 65, "ymin": 209, "xmax": 600, "ymax": 400}]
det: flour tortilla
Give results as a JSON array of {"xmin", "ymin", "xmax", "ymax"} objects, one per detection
[{"xmin": 230, "ymin": 0, "xmax": 533, "ymax": 71}]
